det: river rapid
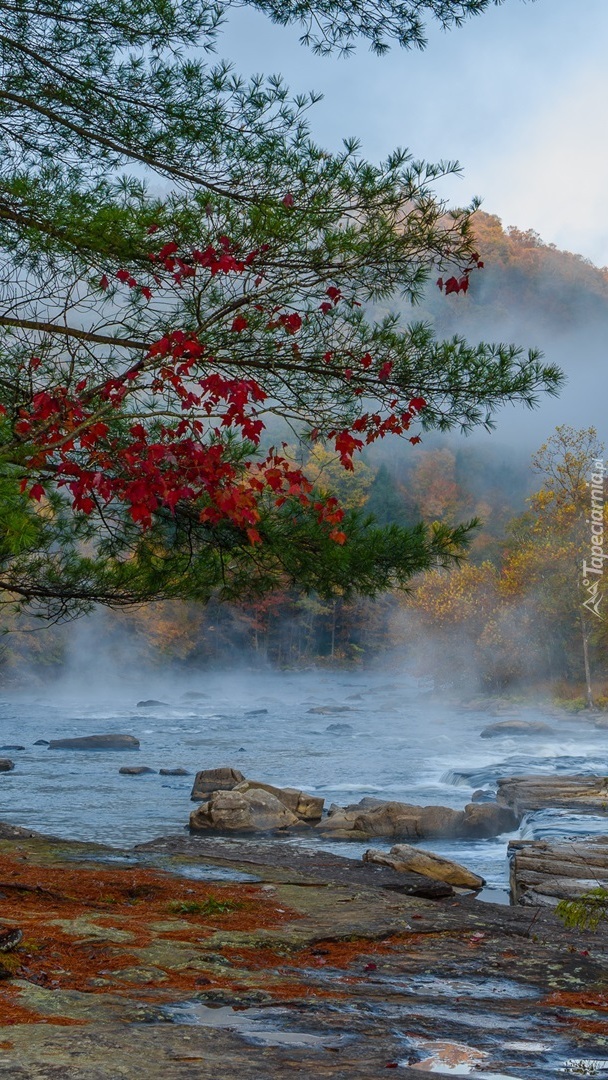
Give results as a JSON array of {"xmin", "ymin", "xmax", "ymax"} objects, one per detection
[{"xmin": 0, "ymin": 668, "xmax": 605, "ymax": 902}]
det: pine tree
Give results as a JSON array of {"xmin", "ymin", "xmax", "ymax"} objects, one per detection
[{"xmin": 0, "ymin": 0, "xmax": 562, "ymax": 620}]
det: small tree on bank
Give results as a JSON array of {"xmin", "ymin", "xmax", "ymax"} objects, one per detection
[{"xmin": 0, "ymin": 0, "xmax": 561, "ymax": 620}]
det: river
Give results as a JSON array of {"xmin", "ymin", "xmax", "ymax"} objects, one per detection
[{"xmin": 0, "ymin": 668, "xmax": 605, "ymax": 902}]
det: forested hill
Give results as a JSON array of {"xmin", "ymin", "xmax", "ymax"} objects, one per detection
[{"xmin": 424, "ymin": 211, "xmax": 608, "ymax": 334}]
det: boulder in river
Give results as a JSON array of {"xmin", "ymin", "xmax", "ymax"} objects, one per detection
[
  {"xmin": 363, "ymin": 844, "xmax": 485, "ymax": 890},
  {"xmin": 48, "ymin": 734, "xmax": 140, "ymax": 751},
  {"xmin": 189, "ymin": 788, "xmax": 303, "ymax": 833},
  {"xmin": 190, "ymin": 766, "xmax": 246, "ymax": 801},
  {"xmin": 315, "ymin": 797, "xmax": 519, "ymax": 841},
  {"xmin": 497, "ymin": 774, "xmax": 608, "ymax": 813},
  {"xmin": 119, "ymin": 766, "xmax": 156, "ymax": 775},
  {"xmin": 0, "ymin": 760, "xmax": 14, "ymax": 772},
  {"xmin": 233, "ymin": 780, "xmax": 323, "ymax": 822},
  {"xmin": 480, "ymin": 720, "xmax": 554, "ymax": 739}
]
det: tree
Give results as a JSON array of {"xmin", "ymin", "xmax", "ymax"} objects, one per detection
[
  {"xmin": 402, "ymin": 560, "xmax": 539, "ymax": 689},
  {"xmin": 0, "ymin": 0, "xmax": 562, "ymax": 620},
  {"xmin": 500, "ymin": 426, "xmax": 605, "ymax": 698}
]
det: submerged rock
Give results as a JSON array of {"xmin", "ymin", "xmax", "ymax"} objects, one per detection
[
  {"xmin": 189, "ymin": 788, "xmax": 302, "ymax": 833},
  {"xmin": 0, "ymin": 745, "xmax": 24, "ymax": 751},
  {"xmin": 190, "ymin": 767, "xmax": 245, "ymax": 801},
  {"xmin": 325, "ymin": 723, "xmax": 353, "ymax": 733},
  {"xmin": 364, "ymin": 845, "xmax": 485, "ymax": 889},
  {"xmin": 159, "ymin": 767, "xmax": 189, "ymax": 776},
  {"xmin": 480, "ymin": 720, "xmax": 554, "ymax": 738},
  {"xmin": 33, "ymin": 739, "xmax": 49, "ymax": 746},
  {"xmin": 0, "ymin": 760, "xmax": 14, "ymax": 772},
  {"xmin": 119, "ymin": 766, "xmax": 156, "ymax": 775},
  {"xmin": 244, "ymin": 709, "xmax": 268, "ymax": 717},
  {"xmin": 307, "ymin": 705, "xmax": 353, "ymax": 715},
  {"xmin": 48, "ymin": 734, "xmax": 140, "ymax": 751},
  {"xmin": 136, "ymin": 700, "xmax": 169, "ymax": 708}
]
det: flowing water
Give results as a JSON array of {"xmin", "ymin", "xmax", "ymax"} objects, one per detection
[{"xmin": 0, "ymin": 668, "xmax": 605, "ymax": 900}]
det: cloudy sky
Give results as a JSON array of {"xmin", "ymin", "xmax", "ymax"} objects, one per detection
[{"xmin": 222, "ymin": 0, "xmax": 608, "ymax": 267}]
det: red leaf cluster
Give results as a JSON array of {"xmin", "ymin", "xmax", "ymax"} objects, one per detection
[
  {"xmin": 436, "ymin": 250, "xmax": 484, "ymax": 296},
  {"xmin": 12, "ymin": 236, "xmax": 429, "ymax": 545}
]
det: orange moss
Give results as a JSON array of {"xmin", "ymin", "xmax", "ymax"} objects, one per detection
[
  {"xmin": 0, "ymin": 851, "xmax": 305, "ymax": 1021},
  {"xmin": 558, "ymin": 1016, "xmax": 608, "ymax": 1035},
  {"xmin": 543, "ymin": 990, "xmax": 608, "ymax": 1012}
]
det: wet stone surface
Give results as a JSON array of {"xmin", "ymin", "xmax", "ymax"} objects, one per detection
[{"xmin": 0, "ymin": 828, "xmax": 608, "ymax": 1077}]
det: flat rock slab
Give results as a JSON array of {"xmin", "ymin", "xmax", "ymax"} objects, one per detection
[
  {"xmin": 135, "ymin": 834, "xmax": 453, "ymax": 898},
  {"xmin": 509, "ymin": 835, "xmax": 608, "ymax": 905},
  {"xmin": 1, "ymin": 825, "xmax": 608, "ymax": 1077},
  {"xmin": 498, "ymin": 774, "xmax": 608, "ymax": 812}
]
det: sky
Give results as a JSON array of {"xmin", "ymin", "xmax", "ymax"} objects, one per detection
[{"xmin": 220, "ymin": 0, "xmax": 608, "ymax": 268}]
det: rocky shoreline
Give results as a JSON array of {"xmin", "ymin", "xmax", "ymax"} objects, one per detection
[{"xmin": 0, "ymin": 821, "xmax": 608, "ymax": 1076}]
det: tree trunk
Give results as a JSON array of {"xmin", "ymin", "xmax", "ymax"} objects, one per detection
[{"xmin": 580, "ymin": 611, "xmax": 594, "ymax": 709}]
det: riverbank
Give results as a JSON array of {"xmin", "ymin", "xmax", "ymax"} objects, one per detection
[{"xmin": 0, "ymin": 823, "xmax": 608, "ymax": 1077}]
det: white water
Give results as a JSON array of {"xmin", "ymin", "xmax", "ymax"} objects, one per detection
[{"xmin": 0, "ymin": 669, "xmax": 605, "ymax": 899}]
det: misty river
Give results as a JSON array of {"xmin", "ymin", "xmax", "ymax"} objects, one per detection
[{"xmin": 1, "ymin": 668, "xmax": 605, "ymax": 903}]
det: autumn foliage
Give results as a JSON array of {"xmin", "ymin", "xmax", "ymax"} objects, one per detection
[{"xmin": 10, "ymin": 237, "xmax": 432, "ymax": 549}]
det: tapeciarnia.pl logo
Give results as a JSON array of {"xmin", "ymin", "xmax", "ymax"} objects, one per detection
[{"xmin": 582, "ymin": 458, "xmax": 606, "ymax": 619}]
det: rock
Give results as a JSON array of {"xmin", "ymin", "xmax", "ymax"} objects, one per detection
[
  {"xmin": 136, "ymin": 699, "xmax": 169, "ymax": 708},
  {"xmin": 189, "ymin": 788, "xmax": 302, "ymax": 833},
  {"xmin": 325, "ymin": 723, "xmax": 353, "ymax": 733},
  {"xmin": 0, "ymin": 927, "xmax": 22, "ymax": 952},
  {"xmin": 233, "ymin": 780, "xmax": 323, "ymax": 821},
  {"xmin": 119, "ymin": 766, "xmax": 156, "ymax": 775},
  {"xmin": 0, "ymin": 760, "xmax": 14, "ymax": 772},
  {"xmin": 181, "ymin": 692, "xmax": 208, "ymax": 701},
  {"xmin": 0, "ymin": 822, "xmax": 41, "ymax": 838},
  {"xmin": 33, "ymin": 739, "xmax": 49, "ymax": 746},
  {"xmin": 140, "ymin": 834, "xmax": 453, "ymax": 899},
  {"xmin": 307, "ymin": 705, "xmax": 353, "ymax": 715},
  {"xmin": 480, "ymin": 720, "xmax": 554, "ymax": 739},
  {"xmin": 497, "ymin": 774, "xmax": 608, "ymax": 813},
  {"xmin": 316, "ymin": 797, "xmax": 519, "ymax": 840},
  {"xmin": 471, "ymin": 789, "xmax": 494, "ymax": 802},
  {"xmin": 462, "ymin": 801, "xmax": 520, "ymax": 838},
  {"xmin": 159, "ymin": 767, "xmax": 189, "ymax": 776},
  {"xmin": 509, "ymin": 836, "xmax": 608, "ymax": 906},
  {"xmin": 364, "ymin": 845, "xmax": 485, "ymax": 890},
  {"xmin": 0, "ymin": 745, "xmax": 24, "ymax": 751},
  {"xmin": 190, "ymin": 766, "xmax": 246, "ymax": 801},
  {"xmin": 48, "ymin": 734, "xmax": 140, "ymax": 751},
  {"xmin": 244, "ymin": 709, "xmax": 268, "ymax": 717}
]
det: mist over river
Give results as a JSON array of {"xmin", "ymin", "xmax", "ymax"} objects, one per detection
[{"xmin": 1, "ymin": 668, "xmax": 605, "ymax": 902}]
